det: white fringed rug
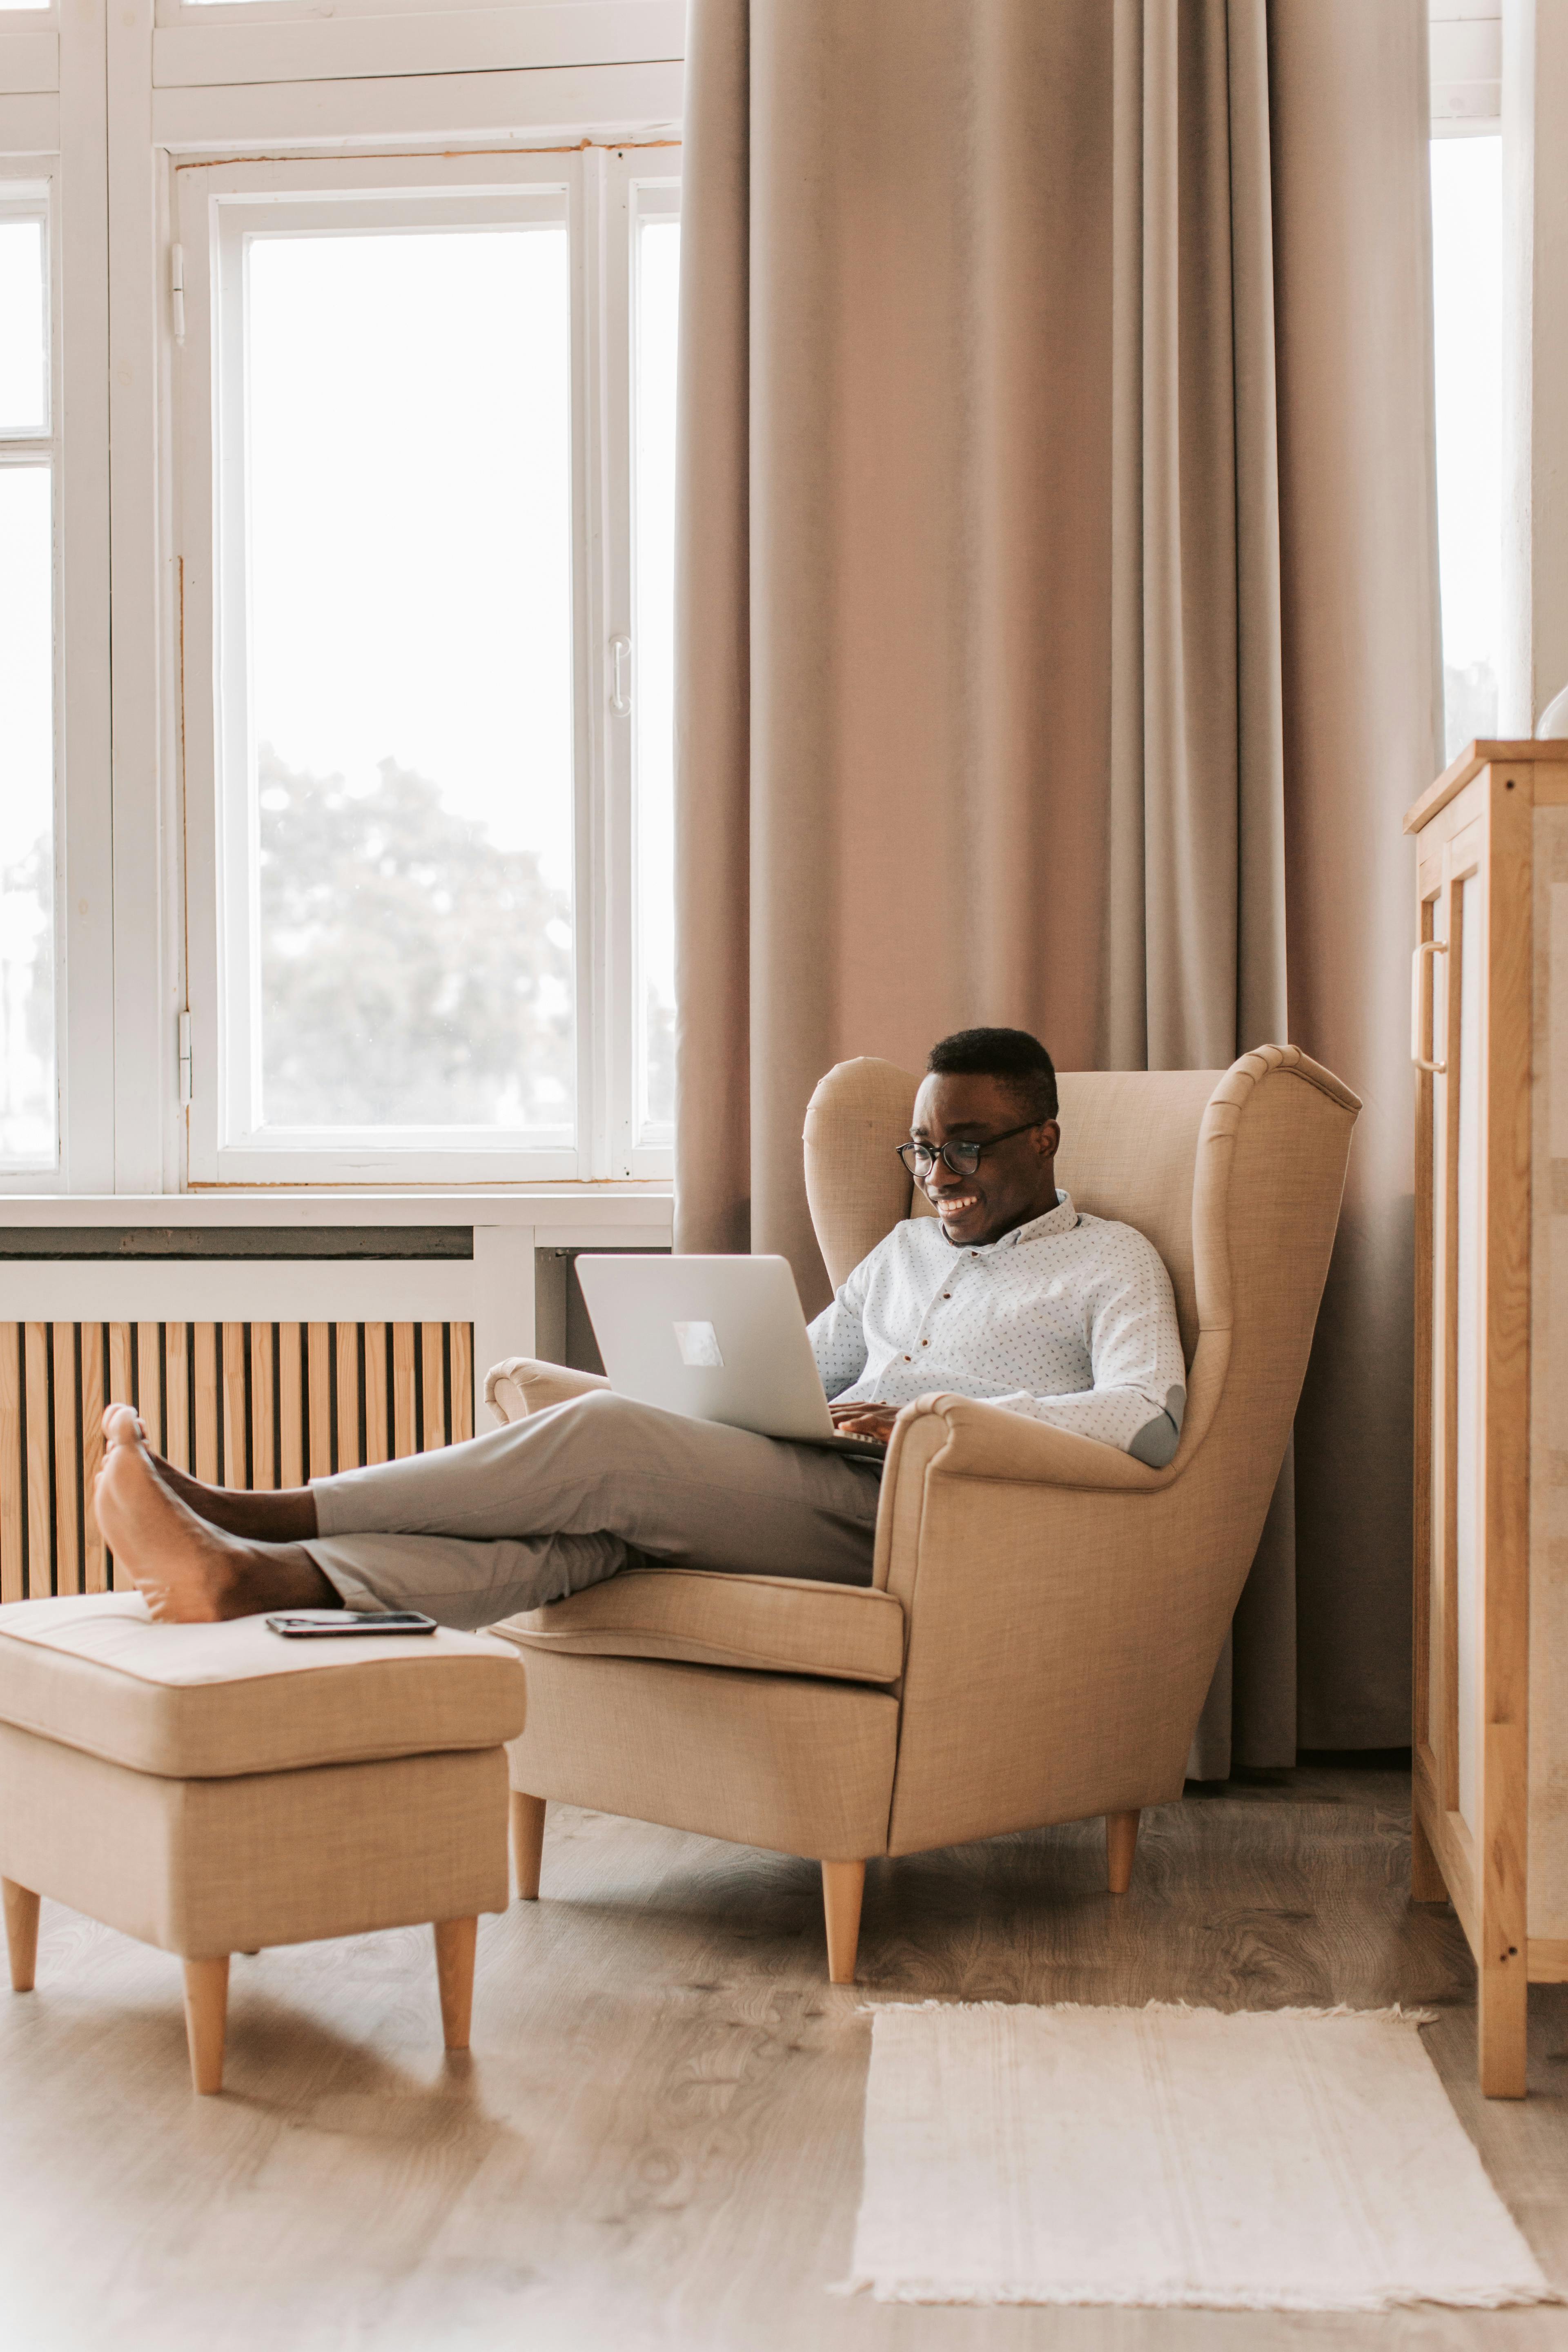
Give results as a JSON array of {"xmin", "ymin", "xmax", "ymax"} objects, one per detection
[{"xmin": 840, "ymin": 2002, "xmax": 1559, "ymax": 2311}]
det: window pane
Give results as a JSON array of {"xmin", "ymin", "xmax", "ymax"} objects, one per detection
[
  {"xmin": 1430, "ymin": 137, "xmax": 1503, "ymax": 760},
  {"xmin": 0, "ymin": 218, "xmax": 47, "ymax": 434},
  {"xmin": 0, "ymin": 466, "xmax": 56, "ymax": 1169},
  {"xmin": 634, "ymin": 213, "xmax": 679, "ymax": 1136},
  {"xmin": 247, "ymin": 226, "xmax": 575, "ymax": 1136}
]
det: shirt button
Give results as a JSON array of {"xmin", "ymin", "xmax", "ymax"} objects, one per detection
[
  {"xmin": 904, "ymin": 1354, "xmax": 912, "ymax": 1362},
  {"xmin": 942, "ymin": 1292, "xmax": 951, "ymax": 1300}
]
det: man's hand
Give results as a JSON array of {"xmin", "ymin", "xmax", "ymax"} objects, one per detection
[{"xmin": 828, "ymin": 1401, "xmax": 901, "ymax": 1443}]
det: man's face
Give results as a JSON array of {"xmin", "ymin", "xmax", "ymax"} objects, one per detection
[{"xmin": 908, "ymin": 1072, "xmax": 1061, "ymax": 1249}]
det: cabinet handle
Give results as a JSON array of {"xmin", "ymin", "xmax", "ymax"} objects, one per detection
[
  {"xmin": 1411, "ymin": 938, "xmax": 1448, "ymax": 1074},
  {"xmin": 609, "ymin": 635, "xmax": 633, "ymax": 718}
]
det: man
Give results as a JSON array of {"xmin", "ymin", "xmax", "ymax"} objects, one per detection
[{"xmin": 96, "ymin": 1027, "xmax": 1184, "ymax": 1626}]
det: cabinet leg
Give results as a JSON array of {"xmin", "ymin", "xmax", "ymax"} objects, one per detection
[
  {"xmin": 3, "ymin": 1879, "xmax": 40, "ymax": 1992},
  {"xmin": 1410, "ymin": 1806, "xmax": 1449, "ymax": 1904},
  {"xmin": 1478, "ymin": 1958, "xmax": 1528, "ymax": 2099},
  {"xmin": 511, "ymin": 1791, "xmax": 546, "ymax": 1901},
  {"xmin": 182, "ymin": 1956, "xmax": 230, "ymax": 2095},
  {"xmin": 1106, "ymin": 1809, "xmax": 1140, "ymax": 1895},
  {"xmin": 821, "ymin": 1860, "xmax": 866, "ymax": 1985},
  {"xmin": 434, "ymin": 1916, "xmax": 479, "ymax": 2050}
]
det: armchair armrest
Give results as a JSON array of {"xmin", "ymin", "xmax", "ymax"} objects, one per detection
[
  {"xmin": 484, "ymin": 1356, "xmax": 611, "ymax": 1425},
  {"xmin": 887, "ymin": 1393, "xmax": 1172, "ymax": 1492}
]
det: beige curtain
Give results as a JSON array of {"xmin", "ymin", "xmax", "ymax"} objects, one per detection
[{"xmin": 674, "ymin": 0, "xmax": 1439, "ymax": 1761}]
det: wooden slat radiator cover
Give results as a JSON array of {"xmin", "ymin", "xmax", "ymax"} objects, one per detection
[{"xmin": 0, "ymin": 1321, "xmax": 474, "ymax": 1600}]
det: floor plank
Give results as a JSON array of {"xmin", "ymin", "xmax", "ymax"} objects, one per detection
[{"xmin": 3, "ymin": 1765, "xmax": 1566, "ymax": 2351}]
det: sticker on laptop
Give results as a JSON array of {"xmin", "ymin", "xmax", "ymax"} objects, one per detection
[{"xmin": 673, "ymin": 1319, "xmax": 725, "ymax": 1368}]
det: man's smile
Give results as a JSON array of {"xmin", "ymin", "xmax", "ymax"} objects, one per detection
[{"xmin": 931, "ymin": 1189, "xmax": 980, "ymax": 1221}]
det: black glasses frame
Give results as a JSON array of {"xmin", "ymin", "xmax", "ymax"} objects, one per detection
[{"xmin": 895, "ymin": 1120, "xmax": 1042, "ymax": 1180}]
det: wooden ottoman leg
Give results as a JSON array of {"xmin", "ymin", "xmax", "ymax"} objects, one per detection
[
  {"xmin": 1106, "ymin": 1809, "xmax": 1140, "ymax": 1895},
  {"xmin": 183, "ymin": 1957, "xmax": 230, "ymax": 2095},
  {"xmin": 821, "ymin": 1861, "xmax": 866, "ymax": 1985},
  {"xmin": 434, "ymin": 1917, "xmax": 478, "ymax": 2050},
  {"xmin": 4, "ymin": 1880, "xmax": 40, "ymax": 1992},
  {"xmin": 511, "ymin": 1791, "xmax": 546, "ymax": 1901}
]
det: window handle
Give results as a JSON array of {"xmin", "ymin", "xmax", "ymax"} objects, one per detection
[{"xmin": 609, "ymin": 635, "xmax": 632, "ymax": 717}]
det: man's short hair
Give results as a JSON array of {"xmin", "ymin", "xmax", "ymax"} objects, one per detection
[{"xmin": 926, "ymin": 1027, "xmax": 1058, "ymax": 1124}]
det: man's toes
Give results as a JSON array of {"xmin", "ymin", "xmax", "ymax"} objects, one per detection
[{"xmin": 103, "ymin": 1404, "xmax": 147, "ymax": 1449}]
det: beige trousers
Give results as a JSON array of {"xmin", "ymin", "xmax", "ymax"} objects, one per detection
[{"xmin": 301, "ymin": 1388, "xmax": 882, "ymax": 1630}]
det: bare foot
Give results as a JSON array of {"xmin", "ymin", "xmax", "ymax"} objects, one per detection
[
  {"xmin": 95, "ymin": 1407, "xmax": 336, "ymax": 1623},
  {"xmin": 98, "ymin": 1407, "xmax": 318, "ymax": 1541}
]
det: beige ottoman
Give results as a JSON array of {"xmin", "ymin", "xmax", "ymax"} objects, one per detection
[{"xmin": 0, "ymin": 1595, "xmax": 527, "ymax": 2093}]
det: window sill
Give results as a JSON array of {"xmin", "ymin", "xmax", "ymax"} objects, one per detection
[{"xmin": 0, "ymin": 1183, "xmax": 673, "ymax": 1236}]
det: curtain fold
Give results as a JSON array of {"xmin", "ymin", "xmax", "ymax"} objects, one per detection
[
  {"xmin": 1270, "ymin": 0, "xmax": 1443, "ymax": 1746},
  {"xmin": 674, "ymin": 0, "xmax": 1439, "ymax": 1759}
]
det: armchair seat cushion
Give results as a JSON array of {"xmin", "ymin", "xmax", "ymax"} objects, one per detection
[{"xmin": 490, "ymin": 1569, "xmax": 906, "ymax": 1686}]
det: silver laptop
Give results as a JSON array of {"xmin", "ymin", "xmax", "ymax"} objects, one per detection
[{"xmin": 573, "ymin": 1254, "xmax": 886, "ymax": 1456}]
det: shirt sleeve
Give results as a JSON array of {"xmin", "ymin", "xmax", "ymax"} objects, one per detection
[
  {"xmin": 806, "ymin": 1252, "xmax": 874, "ymax": 1400},
  {"xmin": 988, "ymin": 1237, "xmax": 1187, "ymax": 1465}
]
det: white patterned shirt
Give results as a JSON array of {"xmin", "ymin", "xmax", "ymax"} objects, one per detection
[{"xmin": 807, "ymin": 1190, "xmax": 1187, "ymax": 1465}]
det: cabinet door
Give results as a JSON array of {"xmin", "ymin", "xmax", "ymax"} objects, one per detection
[
  {"xmin": 1416, "ymin": 826, "xmax": 1483, "ymax": 1844},
  {"xmin": 1413, "ymin": 771, "xmax": 1532, "ymax": 2097},
  {"xmin": 1420, "ymin": 837, "xmax": 1486, "ymax": 1844}
]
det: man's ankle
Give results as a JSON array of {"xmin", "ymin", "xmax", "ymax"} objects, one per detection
[
  {"xmin": 157, "ymin": 1471, "xmax": 318, "ymax": 1544},
  {"xmin": 233, "ymin": 1545, "xmax": 339, "ymax": 1614}
]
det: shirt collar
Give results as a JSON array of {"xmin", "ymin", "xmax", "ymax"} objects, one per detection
[{"xmin": 951, "ymin": 1190, "xmax": 1079, "ymax": 1253}]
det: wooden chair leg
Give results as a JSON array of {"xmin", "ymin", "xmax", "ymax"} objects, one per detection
[
  {"xmin": 3, "ymin": 1879, "xmax": 40, "ymax": 1992},
  {"xmin": 182, "ymin": 1956, "xmax": 230, "ymax": 2095},
  {"xmin": 821, "ymin": 1860, "xmax": 866, "ymax": 1985},
  {"xmin": 1106, "ymin": 1809, "xmax": 1140, "ymax": 1895},
  {"xmin": 434, "ymin": 1916, "xmax": 479, "ymax": 2050},
  {"xmin": 511, "ymin": 1791, "xmax": 546, "ymax": 1901}
]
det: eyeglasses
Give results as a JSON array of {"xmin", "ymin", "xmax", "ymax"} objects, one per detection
[{"xmin": 895, "ymin": 1121, "xmax": 1042, "ymax": 1180}]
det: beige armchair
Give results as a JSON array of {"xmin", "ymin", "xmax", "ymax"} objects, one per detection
[{"xmin": 485, "ymin": 1045, "xmax": 1358, "ymax": 1982}]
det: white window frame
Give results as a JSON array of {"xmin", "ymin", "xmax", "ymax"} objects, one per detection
[
  {"xmin": 626, "ymin": 170, "xmax": 677, "ymax": 1155},
  {"xmin": 174, "ymin": 139, "xmax": 677, "ymax": 1186},
  {"xmin": 596, "ymin": 148, "xmax": 679, "ymax": 1179},
  {"xmin": 0, "ymin": 167, "xmax": 63, "ymax": 1184},
  {"xmin": 151, "ymin": 0, "xmax": 679, "ymax": 33},
  {"xmin": 145, "ymin": 2, "xmax": 686, "ymax": 120}
]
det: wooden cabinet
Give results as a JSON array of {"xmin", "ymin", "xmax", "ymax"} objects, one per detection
[{"xmin": 1407, "ymin": 740, "xmax": 1568, "ymax": 2098}]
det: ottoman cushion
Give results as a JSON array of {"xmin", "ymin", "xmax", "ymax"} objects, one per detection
[{"xmin": 0, "ymin": 1593, "xmax": 526, "ymax": 1778}]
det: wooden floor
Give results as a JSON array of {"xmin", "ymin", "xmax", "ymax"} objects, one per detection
[{"xmin": 5, "ymin": 1763, "xmax": 1568, "ymax": 2351}]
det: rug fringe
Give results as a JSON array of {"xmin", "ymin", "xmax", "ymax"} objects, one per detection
[
  {"xmin": 858, "ymin": 1999, "xmax": 1443, "ymax": 2026},
  {"xmin": 829, "ymin": 2275, "xmax": 1564, "ymax": 2311}
]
